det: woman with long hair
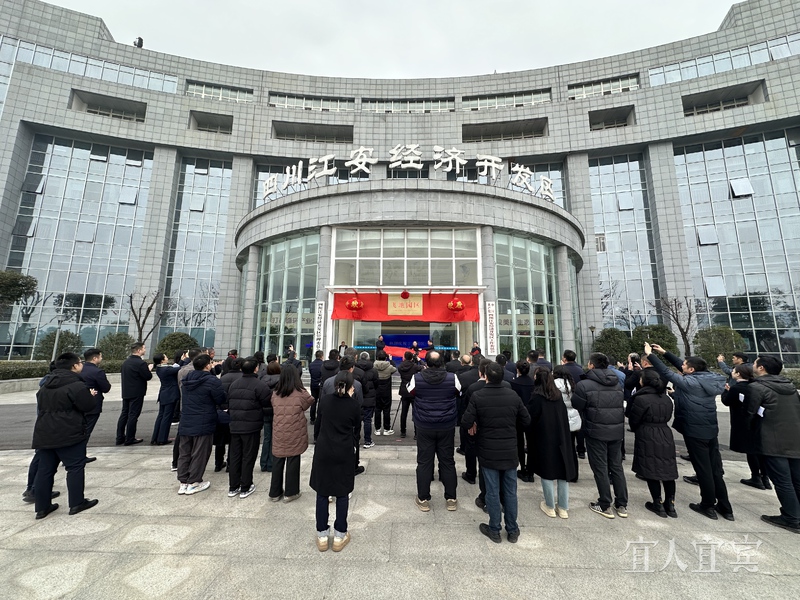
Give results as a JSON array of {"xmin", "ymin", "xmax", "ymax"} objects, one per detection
[
  {"xmin": 628, "ymin": 368, "xmax": 679, "ymax": 518},
  {"xmin": 529, "ymin": 368, "xmax": 576, "ymax": 518},
  {"xmin": 268, "ymin": 365, "xmax": 314, "ymax": 502},
  {"xmin": 151, "ymin": 352, "xmax": 180, "ymax": 445},
  {"xmin": 552, "ymin": 365, "xmax": 581, "ymax": 483},
  {"xmin": 310, "ymin": 371, "xmax": 361, "ymax": 551}
]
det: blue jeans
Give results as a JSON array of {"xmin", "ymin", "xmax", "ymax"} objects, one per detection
[
  {"xmin": 541, "ymin": 479, "xmax": 569, "ymax": 510},
  {"xmin": 260, "ymin": 420, "xmax": 273, "ymax": 471},
  {"xmin": 764, "ymin": 456, "xmax": 800, "ymax": 526},
  {"xmin": 362, "ymin": 407, "xmax": 374, "ymax": 444},
  {"xmin": 483, "ymin": 467, "xmax": 518, "ymax": 534}
]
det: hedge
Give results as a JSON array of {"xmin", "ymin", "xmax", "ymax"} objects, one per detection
[{"xmin": 0, "ymin": 359, "xmax": 127, "ymax": 380}]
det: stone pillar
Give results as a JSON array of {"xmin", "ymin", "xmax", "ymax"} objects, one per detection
[
  {"xmin": 215, "ymin": 155, "xmax": 255, "ymax": 352},
  {"xmin": 565, "ymin": 152, "xmax": 602, "ymax": 358},
  {"xmin": 555, "ymin": 245, "xmax": 576, "ymax": 356},
  {"xmin": 130, "ymin": 146, "xmax": 179, "ymax": 343},
  {"xmin": 645, "ymin": 142, "xmax": 693, "ymax": 300},
  {"xmin": 238, "ymin": 244, "xmax": 261, "ymax": 356}
]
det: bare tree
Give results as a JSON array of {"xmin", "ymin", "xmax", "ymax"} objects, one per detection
[
  {"xmin": 652, "ymin": 296, "xmax": 697, "ymax": 357},
  {"xmin": 600, "ymin": 280, "xmax": 653, "ymax": 333},
  {"xmin": 128, "ymin": 290, "xmax": 164, "ymax": 343}
]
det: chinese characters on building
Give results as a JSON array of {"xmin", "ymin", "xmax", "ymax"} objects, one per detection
[{"xmin": 260, "ymin": 145, "xmax": 554, "ymax": 204}]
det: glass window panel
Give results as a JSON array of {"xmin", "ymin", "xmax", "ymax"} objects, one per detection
[
  {"xmin": 358, "ymin": 230, "xmax": 381, "ymax": 258},
  {"xmin": 454, "ymin": 229, "xmax": 478, "ymax": 257},
  {"xmin": 430, "ymin": 229, "xmax": 452, "ymax": 258},
  {"xmin": 335, "ymin": 229, "xmax": 357, "ymax": 257},
  {"xmin": 697, "ymin": 225, "xmax": 719, "ymax": 245},
  {"xmin": 407, "ymin": 230, "xmax": 428, "ymax": 258},
  {"xmin": 333, "ymin": 259, "xmax": 355, "ymax": 285},
  {"xmin": 382, "ymin": 230, "xmax": 405, "ymax": 258},
  {"xmin": 381, "ymin": 260, "xmax": 404, "ymax": 286},
  {"xmin": 704, "ymin": 275, "xmax": 727, "ymax": 297},
  {"xmin": 455, "ymin": 259, "xmax": 478, "ymax": 286},
  {"xmin": 358, "ymin": 260, "xmax": 380, "ymax": 285},
  {"xmin": 406, "ymin": 260, "xmax": 428, "ymax": 286},
  {"xmin": 430, "ymin": 260, "xmax": 453, "ymax": 286},
  {"xmin": 730, "ymin": 178, "xmax": 754, "ymax": 197}
]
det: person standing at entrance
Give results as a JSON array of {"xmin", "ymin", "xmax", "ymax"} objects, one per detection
[
  {"xmin": 373, "ymin": 350, "xmax": 397, "ymax": 435},
  {"xmin": 117, "ymin": 342, "xmax": 153, "ymax": 446},
  {"xmin": 397, "ymin": 351, "xmax": 422, "ymax": 439},
  {"xmin": 408, "ymin": 351, "xmax": 460, "ymax": 512}
]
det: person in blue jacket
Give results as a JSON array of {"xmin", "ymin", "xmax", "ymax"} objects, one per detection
[{"xmin": 151, "ymin": 352, "xmax": 181, "ymax": 445}]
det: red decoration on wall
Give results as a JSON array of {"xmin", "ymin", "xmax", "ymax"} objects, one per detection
[
  {"xmin": 447, "ymin": 297, "xmax": 465, "ymax": 312},
  {"xmin": 344, "ymin": 297, "xmax": 364, "ymax": 311},
  {"xmin": 400, "ymin": 289, "xmax": 410, "ymax": 299},
  {"xmin": 331, "ymin": 293, "xmax": 479, "ymax": 322}
]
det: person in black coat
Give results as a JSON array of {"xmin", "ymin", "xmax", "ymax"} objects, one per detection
[
  {"xmin": 227, "ymin": 358, "xmax": 273, "ymax": 498},
  {"xmin": 310, "ymin": 371, "xmax": 361, "ymax": 552},
  {"xmin": 319, "ymin": 351, "xmax": 340, "ymax": 385},
  {"xmin": 355, "ymin": 352, "xmax": 378, "ymax": 446},
  {"xmin": 151, "ymin": 352, "xmax": 181, "ymax": 445},
  {"xmin": 462, "ymin": 362, "xmax": 531, "ymax": 543},
  {"xmin": 32, "ymin": 352, "xmax": 99, "ymax": 519},
  {"xmin": 445, "ymin": 350, "xmax": 461, "ymax": 373},
  {"xmin": 176, "ymin": 354, "xmax": 226, "ymax": 494},
  {"xmin": 397, "ymin": 352, "xmax": 422, "ymax": 439},
  {"xmin": 117, "ymin": 342, "xmax": 153, "ymax": 446},
  {"xmin": 529, "ymin": 368, "xmax": 576, "ymax": 519},
  {"xmin": 721, "ymin": 364, "xmax": 769, "ymax": 490},
  {"xmin": 308, "ymin": 350, "xmax": 324, "ymax": 424},
  {"xmin": 80, "ymin": 347, "xmax": 111, "ymax": 460},
  {"xmin": 282, "ymin": 351, "xmax": 303, "ymax": 376},
  {"xmin": 628, "ymin": 369, "xmax": 679, "ymax": 518},
  {"xmin": 511, "ymin": 360, "xmax": 535, "ymax": 482}
]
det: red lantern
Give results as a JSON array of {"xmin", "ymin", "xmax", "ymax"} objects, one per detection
[
  {"xmin": 447, "ymin": 297, "xmax": 464, "ymax": 312},
  {"xmin": 400, "ymin": 290, "xmax": 410, "ymax": 300},
  {"xmin": 344, "ymin": 297, "xmax": 364, "ymax": 311}
]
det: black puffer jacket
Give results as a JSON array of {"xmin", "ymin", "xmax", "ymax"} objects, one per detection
[
  {"xmin": 628, "ymin": 386, "xmax": 678, "ymax": 481},
  {"xmin": 355, "ymin": 359, "xmax": 377, "ymax": 407},
  {"xmin": 320, "ymin": 359, "xmax": 340, "ymax": 384},
  {"xmin": 721, "ymin": 380, "xmax": 755, "ymax": 453},
  {"xmin": 571, "ymin": 368, "xmax": 624, "ymax": 442},
  {"xmin": 227, "ymin": 373, "xmax": 273, "ymax": 435},
  {"xmin": 33, "ymin": 369, "xmax": 96, "ymax": 449},
  {"xmin": 397, "ymin": 359, "xmax": 422, "ymax": 398},
  {"xmin": 462, "ymin": 383, "xmax": 531, "ymax": 470},
  {"xmin": 178, "ymin": 370, "xmax": 226, "ymax": 437},
  {"xmin": 746, "ymin": 374, "xmax": 800, "ymax": 458}
]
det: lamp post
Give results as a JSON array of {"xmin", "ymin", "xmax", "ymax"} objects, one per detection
[
  {"xmin": 589, "ymin": 325, "xmax": 596, "ymax": 346},
  {"xmin": 50, "ymin": 310, "xmax": 67, "ymax": 364}
]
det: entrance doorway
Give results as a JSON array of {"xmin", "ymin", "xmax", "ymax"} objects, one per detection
[{"xmin": 350, "ymin": 321, "xmax": 460, "ymax": 357}]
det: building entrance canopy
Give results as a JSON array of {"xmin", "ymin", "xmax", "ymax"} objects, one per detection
[{"xmin": 331, "ymin": 293, "xmax": 480, "ymax": 322}]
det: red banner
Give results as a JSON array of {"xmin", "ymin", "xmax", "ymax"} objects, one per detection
[{"xmin": 331, "ymin": 293, "xmax": 480, "ymax": 322}]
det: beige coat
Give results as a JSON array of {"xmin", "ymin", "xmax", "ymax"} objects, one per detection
[{"xmin": 271, "ymin": 388, "xmax": 313, "ymax": 457}]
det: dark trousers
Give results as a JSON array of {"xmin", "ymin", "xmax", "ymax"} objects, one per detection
[
  {"xmin": 747, "ymin": 453, "xmax": 768, "ymax": 478},
  {"xmin": 415, "ymin": 427, "xmax": 457, "ymax": 501},
  {"xmin": 214, "ymin": 423, "xmax": 230, "ymax": 467},
  {"xmin": 172, "ymin": 434, "xmax": 180, "ymax": 469},
  {"xmin": 116, "ymin": 396, "xmax": 144, "ymax": 444},
  {"xmin": 316, "ymin": 493, "xmax": 349, "ymax": 533},
  {"xmin": 176, "ymin": 434, "xmax": 213, "ymax": 484},
  {"xmin": 375, "ymin": 397, "xmax": 392, "ymax": 430},
  {"xmin": 585, "ymin": 437, "xmax": 628, "ymax": 510},
  {"xmin": 646, "ymin": 479, "xmax": 676, "ymax": 502},
  {"xmin": 764, "ymin": 456, "xmax": 800, "ymax": 526},
  {"xmin": 517, "ymin": 425, "xmax": 534, "ymax": 474},
  {"xmin": 85, "ymin": 413, "xmax": 100, "ymax": 440},
  {"xmin": 569, "ymin": 432, "xmax": 580, "ymax": 481},
  {"xmin": 27, "ymin": 451, "xmax": 40, "ymax": 490},
  {"xmin": 684, "ymin": 435, "xmax": 731, "ymax": 513},
  {"xmin": 310, "ymin": 385, "xmax": 320, "ymax": 421},
  {"xmin": 269, "ymin": 455, "xmax": 301, "ymax": 498},
  {"xmin": 362, "ymin": 407, "xmax": 374, "ymax": 443},
  {"xmin": 462, "ymin": 426, "xmax": 477, "ymax": 477},
  {"xmin": 171, "ymin": 399, "xmax": 181, "ymax": 423},
  {"xmin": 400, "ymin": 396, "xmax": 414, "ymax": 435},
  {"xmin": 228, "ymin": 431, "xmax": 260, "ymax": 491},
  {"xmin": 34, "ymin": 440, "xmax": 87, "ymax": 512},
  {"xmin": 259, "ymin": 420, "xmax": 274, "ymax": 471},
  {"xmin": 151, "ymin": 402, "xmax": 174, "ymax": 444},
  {"xmin": 575, "ymin": 429, "xmax": 586, "ymax": 454}
]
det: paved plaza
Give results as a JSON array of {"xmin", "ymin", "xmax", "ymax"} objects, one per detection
[{"xmin": 1, "ymin": 382, "xmax": 800, "ymax": 599}]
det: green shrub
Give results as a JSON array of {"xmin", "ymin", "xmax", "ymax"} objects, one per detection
[
  {"xmin": 592, "ymin": 328, "xmax": 631, "ymax": 364},
  {"xmin": 0, "ymin": 361, "xmax": 51, "ymax": 380},
  {"xmin": 693, "ymin": 326, "xmax": 746, "ymax": 366},
  {"xmin": 32, "ymin": 330, "xmax": 84, "ymax": 361},
  {"xmin": 97, "ymin": 332, "xmax": 136, "ymax": 360},
  {"xmin": 783, "ymin": 369, "xmax": 800, "ymax": 390},
  {"xmin": 630, "ymin": 324, "xmax": 679, "ymax": 356},
  {"xmin": 155, "ymin": 332, "xmax": 199, "ymax": 359}
]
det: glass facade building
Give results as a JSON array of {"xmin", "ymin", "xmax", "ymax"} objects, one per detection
[{"xmin": 1, "ymin": 0, "xmax": 799, "ymax": 367}]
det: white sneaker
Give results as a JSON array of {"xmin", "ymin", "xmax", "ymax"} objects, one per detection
[
  {"xmin": 374, "ymin": 429, "xmax": 382, "ymax": 436},
  {"xmin": 239, "ymin": 484, "xmax": 256, "ymax": 499},
  {"xmin": 363, "ymin": 441, "xmax": 375, "ymax": 449},
  {"xmin": 227, "ymin": 488, "xmax": 240, "ymax": 498},
  {"xmin": 178, "ymin": 483, "xmax": 188, "ymax": 495},
  {"xmin": 185, "ymin": 481, "xmax": 210, "ymax": 495},
  {"xmin": 384, "ymin": 429, "xmax": 394, "ymax": 436}
]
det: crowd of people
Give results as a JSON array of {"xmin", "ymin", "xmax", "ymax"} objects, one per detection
[{"xmin": 24, "ymin": 338, "xmax": 800, "ymax": 548}]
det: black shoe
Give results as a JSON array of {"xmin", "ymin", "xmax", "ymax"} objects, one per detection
[
  {"xmin": 645, "ymin": 501, "xmax": 668, "ymax": 518},
  {"xmin": 479, "ymin": 523, "xmax": 501, "ymax": 544},
  {"xmin": 664, "ymin": 499, "xmax": 678, "ymax": 518},
  {"xmin": 714, "ymin": 505, "xmax": 735, "ymax": 521},
  {"xmin": 36, "ymin": 503, "xmax": 59, "ymax": 520},
  {"xmin": 214, "ymin": 462, "xmax": 227, "ymax": 472},
  {"xmin": 683, "ymin": 475, "xmax": 699, "ymax": 486},
  {"xmin": 69, "ymin": 499, "xmax": 99, "ymax": 515},
  {"xmin": 689, "ymin": 503, "xmax": 717, "ymax": 520},
  {"xmin": 456, "ymin": 447, "xmax": 465, "ymax": 456},
  {"xmin": 517, "ymin": 470, "xmax": 533, "ymax": 483},
  {"xmin": 24, "ymin": 490, "xmax": 60, "ymax": 503},
  {"xmin": 762, "ymin": 476, "xmax": 772, "ymax": 490},
  {"xmin": 740, "ymin": 477, "xmax": 766, "ymax": 490},
  {"xmin": 577, "ymin": 452, "xmax": 586, "ymax": 460},
  {"xmin": 461, "ymin": 472, "xmax": 476, "ymax": 485},
  {"xmin": 150, "ymin": 441, "xmax": 158, "ymax": 445},
  {"xmin": 761, "ymin": 514, "xmax": 800, "ymax": 533},
  {"xmin": 85, "ymin": 456, "xmax": 97, "ymax": 463},
  {"xmin": 507, "ymin": 530, "xmax": 520, "ymax": 543},
  {"xmin": 680, "ymin": 454, "xmax": 691, "ymax": 462},
  {"xmin": 355, "ymin": 465, "xmax": 365, "ymax": 476},
  {"xmin": 475, "ymin": 496, "xmax": 487, "ymax": 513},
  {"xmin": 123, "ymin": 439, "xmax": 143, "ymax": 446}
]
